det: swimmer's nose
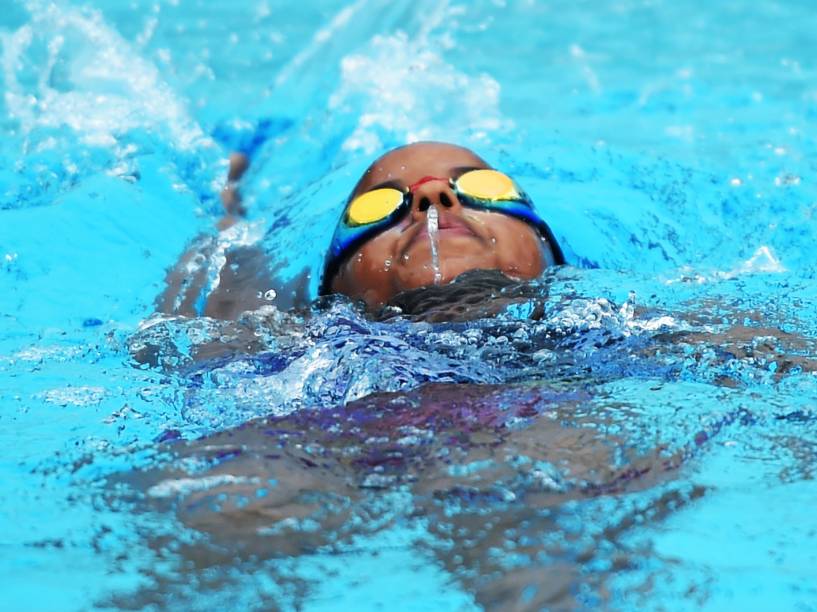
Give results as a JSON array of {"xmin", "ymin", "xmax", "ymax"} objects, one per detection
[{"xmin": 408, "ymin": 178, "xmax": 461, "ymax": 222}]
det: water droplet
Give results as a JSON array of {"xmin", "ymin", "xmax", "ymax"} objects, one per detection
[{"xmin": 264, "ymin": 289, "xmax": 277, "ymax": 300}]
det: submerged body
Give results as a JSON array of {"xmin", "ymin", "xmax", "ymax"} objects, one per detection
[
  {"xmin": 124, "ymin": 268, "xmax": 817, "ymax": 608},
  {"xmin": 123, "ymin": 381, "xmax": 691, "ymax": 609}
]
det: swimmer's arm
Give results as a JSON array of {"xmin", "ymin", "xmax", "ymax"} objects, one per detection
[
  {"xmin": 654, "ymin": 305, "xmax": 817, "ymax": 379},
  {"xmin": 216, "ymin": 152, "xmax": 250, "ymax": 231},
  {"xmin": 155, "ymin": 152, "xmax": 270, "ymax": 319},
  {"xmin": 154, "ymin": 236, "xmax": 216, "ymax": 317},
  {"xmin": 155, "ymin": 152, "xmax": 311, "ymax": 321}
]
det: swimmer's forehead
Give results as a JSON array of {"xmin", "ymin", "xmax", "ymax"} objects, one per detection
[{"xmin": 352, "ymin": 143, "xmax": 490, "ymax": 197}]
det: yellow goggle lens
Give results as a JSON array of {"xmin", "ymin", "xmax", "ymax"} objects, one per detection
[
  {"xmin": 456, "ymin": 169, "xmax": 518, "ymax": 200},
  {"xmin": 346, "ymin": 188, "xmax": 405, "ymax": 226}
]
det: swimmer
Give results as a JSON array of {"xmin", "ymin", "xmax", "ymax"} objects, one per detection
[
  {"xmin": 128, "ymin": 145, "xmax": 817, "ymax": 609},
  {"xmin": 157, "ymin": 141, "xmax": 564, "ymax": 319},
  {"xmin": 320, "ymin": 142, "xmax": 564, "ymax": 308}
]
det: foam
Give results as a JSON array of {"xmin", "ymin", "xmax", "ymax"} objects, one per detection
[
  {"xmin": 330, "ymin": 25, "xmax": 510, "ymax": 153},
  {"xmin": 3, "ymin": 2, "xmax": 210, "ymax": 151}
]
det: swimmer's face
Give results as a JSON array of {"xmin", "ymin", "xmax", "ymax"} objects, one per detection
[{"xmin": 331, "ymin": 142, "xmax": 548, "ymax": 308}]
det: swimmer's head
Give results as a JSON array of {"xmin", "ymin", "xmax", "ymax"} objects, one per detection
[{"xmin": 321, "ymin": 142, "xmax": 564, "ymax": 308}]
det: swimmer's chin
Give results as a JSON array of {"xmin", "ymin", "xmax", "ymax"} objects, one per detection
[{"xmin": 393, "ymin": 255, "xmax": 501, "ymax": 294}]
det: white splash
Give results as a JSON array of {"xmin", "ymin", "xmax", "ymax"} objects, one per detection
[
  {"xmin": 274, "ymin": 0, "xmax": 369, "ymax": 88},
  {"xmin": 666, "ymin": 245, "xmax": 785, "ymax": 285},
  {"xmin": 2, "ymin": 2, "xmax": 210, "ymax": 151},
  {"xmin": 569, "ymin": 43, "xmax": 601, "ymax": 93},
  {"xmin": 330, "ymin": 25, "xmax": 510, "ymax": 153},
  {"xmin": 38, "ymin": 386, "xmax": 107, "ymax": 407},
  {"xmin": 147, "ymin": 474, "xmax": 260, "ymax": 498},
  {"xmin": 732, "ymin": 245, "xmax": 786, "ymax": 275}
]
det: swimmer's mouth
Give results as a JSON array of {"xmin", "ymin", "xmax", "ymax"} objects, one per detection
[{"xmin": 401, "ymin": 211, "xmax": 479, "ymax": 253}]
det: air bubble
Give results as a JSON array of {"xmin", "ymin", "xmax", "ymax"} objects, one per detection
[{"xmin": 264, "ymin": 289, "xmax": 277, "ymax": 301}]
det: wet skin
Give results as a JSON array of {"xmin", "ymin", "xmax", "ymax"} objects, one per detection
[{"xmin": 331, "ymin": 142, "xmax": 550, "ymax": 308}]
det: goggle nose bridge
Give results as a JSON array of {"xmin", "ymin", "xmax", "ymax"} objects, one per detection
[
  {"xmin": 407, "ymin": 175, "xmax": 452, "ymax": 193},
  {"xmin": 346, "ymin": 169, "xmax": 523, "ymax": 227}
]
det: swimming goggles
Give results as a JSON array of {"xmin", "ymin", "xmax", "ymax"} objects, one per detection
[{"xmin": 320, "ymin": 168, "xmax": 565, "ymax": 294}]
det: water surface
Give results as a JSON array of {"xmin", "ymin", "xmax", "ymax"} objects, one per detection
[{"xmin": 2, "ymin": 0, "xmax": 817, "ymax": 609}]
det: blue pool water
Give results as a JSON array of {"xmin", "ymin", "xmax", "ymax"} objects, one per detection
[{"xmin": 2, "ymin": 0, "xmax": 817, "ymax": 609}]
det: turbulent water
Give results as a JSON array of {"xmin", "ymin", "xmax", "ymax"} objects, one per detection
[{"xmin": 2, "ymin": 0, "xmax": 817, "ymax": 610}]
